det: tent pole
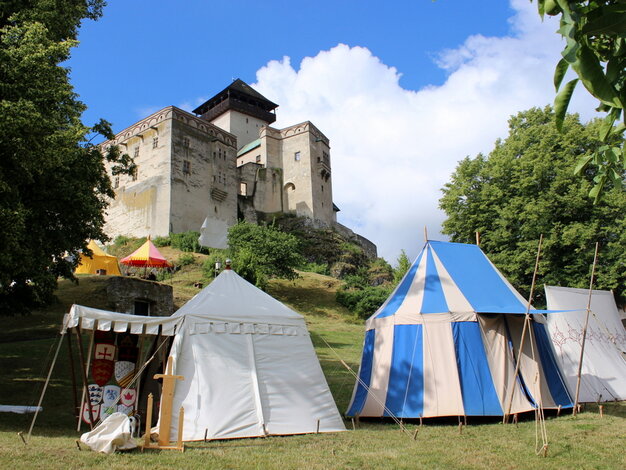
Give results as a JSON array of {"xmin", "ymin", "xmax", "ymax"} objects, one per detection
[
  {"xmin": 75, "ymin": 326, "xmax": 96, "ymax": 429},
  {"xmin": 503, "ymin": 235, "xmax": 543, "ymax": 422},
  {"xmin": 573, "ymin": 242, "xmax": 599, "ymax": 416},
  {"xmin": 424, "ymin": 226, "xmax": 428, "ymax": 242},
  {"xmin": 26, "ymin": 332, "xmax": 66, "ymax": 441},
  {"xmin": 134, "ymin": 328, "xmax": 146, "ymax": 414},
  {"xmin": 77, "ymin": 328, "xmax": 95, "ymax": 432},
  {"xmin": 66, "ymin": 326, "xmax": 79, "ymax": 419},
  {"xmin": 475, "ymin": 232, "xmax": 480, "ymax": 246}
]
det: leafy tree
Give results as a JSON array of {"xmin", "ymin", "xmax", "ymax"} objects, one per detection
[
  {"xmin": 0, "ymin": 2, "xmax": 134, "ymax": 314},
  {"xmin": 393, "ymin": 249, "xmax": 412, "ymax": 284},
  {"xmin": 534, "ymin": 0, "xmax": 625, "ymax": 200},
  {"xmin": 227, "ymin": 222, "xmax": 304, "ymax": 289},
  {"xmin": 440, "ymin": 107, "xmax": 626, "ymax": 306}
]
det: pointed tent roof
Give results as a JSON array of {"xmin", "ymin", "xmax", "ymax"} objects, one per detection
[
  {"xmin": 75, "ymin": 240, "xmax": 121, "ymax": 276},
  {"xmin": 120, "ymin": 238, "xmax": 171, "ymax": 268},
  {"xmin": 370, "ymin": 240, "xmax": 530, "ymax": 323},
  {"xmin": 173, "ymin": 268, "xmax": 303, "ymax": 325}
]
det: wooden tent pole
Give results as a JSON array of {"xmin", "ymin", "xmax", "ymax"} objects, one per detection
[
  {"xmin": 503, "ymin": 235, "xmax": 543, "ymax": 422},
  {"xmin": 26, "ymin": 331, "xmax": 66, "ymax": 441},
  {"xmin": 134, "ymin": 328, "xmax": 146, "ymax": 414},
  {"xmin": 76, "ymin": 328, "xmax": 95, "ymax": 432},
  {"xmin": 66, "ymin": 327, "xmax": 79, "ymax": 419},
  {"xmin": 424, "ymin": 226, "xmax": 428, "ymax": 242},
  {"xmin": 74, "ymin": 326, "xmax": 96, "ymax": 429},
  {"xmin": 475, "ymin": 232, "xmax": 480, "ymax": 246},
  {"xmin": 573, "ymin": 242, "xmax": 600, "ymax": 416}
]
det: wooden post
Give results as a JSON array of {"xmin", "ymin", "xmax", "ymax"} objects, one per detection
[
  {"xmin": 599, "ymin": 405, "xmax": 604, "ymax": 418},
  {"xmin": 144, "ymin": 393, "xmax": 153, "ymax": 447},
  {"xmin": 77, "ymin": 328, "xmax": 95, "ymax": 432},
  {"xmin": 424, "ymin": 226, "xmax": 428, "ymax": 242},
  {"xmin": 176, "ymin": 407, "xmax": 185, "ymax": 451},
  {"xmin": 134, "ymin": 329, "xmax": 146, "ymax": 414},
  {"xmin": 153, "ymin": 357, "xmax": 184, "ymax": 446},
  {"xmin": 475, "ymin": 232, "xmax": 480, "ymax": 246},
  {"xmin": 66, "ymin": 329, "xmax": 79, "ymax": 419},
  {"xmin": 74, "ymin": 326, "xmax": 96, "ymax": 429},
  {"xmin": 573, "ymin": 242, "xmax": 600, "ymax": 416},
  {"xmin": 503, "ymin": 235, "xmax": 543, "ymax": 422}
]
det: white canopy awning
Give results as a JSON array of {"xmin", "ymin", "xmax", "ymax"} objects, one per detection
[{"xmin": 63, "ymin": 304, "xmax": 182, "ymax": 336}]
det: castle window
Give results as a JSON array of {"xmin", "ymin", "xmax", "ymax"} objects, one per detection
[
  {"xmin": 134, "ymin": 146, "xmax": 139, "ymax": 158},
  {"xmin": 240, "ymin": 182, "xmax": 247, "ymax": 196},
  {"xmin": 219, "ymin": 148, "xmax": 222, "ymax": 159},
  {"xmin": 152, "ymin": 136, "xmax": 158, "ymax": 149},
  {"xmin": 183, "ymin": 137, "xmax": 190, "ymax": 147},
  {"xmin": 213, "ymin": 151, "xmax": 216, "ymax": 159},
  {"xmin": 132, "ymin": 167, "xmax": 138, "ymax": 182},
  {"xmin": 255, "ymin": 155, "xmax": 261, "ymax": 163},
  {"xmin": 321, "ymin": 185, "xmax": 324, "ymax": 192},
  {"xmin": 183, "ymin": 160, "xmax": 191, "ymax": 175},
  {"xmin": 294, "ymin": 151, "xmax": 301, "ymax": 161},
  {"xmin": 113, "ymin": 176, "xmax": 119, "ymax": 189}
]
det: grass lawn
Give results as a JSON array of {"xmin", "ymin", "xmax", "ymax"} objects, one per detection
[{"xmin": 1, "ymin": 262, "xmax": 624, "ymax": 469}]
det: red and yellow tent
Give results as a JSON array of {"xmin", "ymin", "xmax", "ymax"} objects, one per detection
[
  {"xmin": 120, "ymin": 238, "xmax": 172, "ymax": 268},
  {"xmin": 75, "ymin": 240, "xmax": 121, "ymax": 276}
]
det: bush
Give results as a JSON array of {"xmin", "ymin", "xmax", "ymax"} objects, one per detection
[
  {"xmin": 152, "ymin": 235, "xmax": 171, "ymax": 247},
  {"xmin": 300, "ymin": 262, "xmax": 330, "ymax": 275},
  {"xmin": 170, "ymin": 231, "xmax": 207, "ymax": 253},
  {"xmin": 176, "ymin": 253, "xmax": 196, "ymax": 267},
  {"xmin": 336, "ymin": 285, "xmax": 392, "ymax": 319},
  {"xmin": 201, "ymin": 250, "xmax": 231, "ymax": 279}
]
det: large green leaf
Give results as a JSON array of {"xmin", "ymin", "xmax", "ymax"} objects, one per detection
[
  {"xmin": 582, "ymin": 7, "xmax": 626, "ymax": 36},
  {"xmin": 574, "ymin": 152, "xmax": 594, "ymax": 175},
  {"xmin": 554, "ymin": 58, "xmax": 570, "ymax": 91},
  {"xmin": 572, "ymin": 46, "xmax": 622, "ymax": 108},
  {"xmin": 554, "ymin": 78, "xmax": 578, "ymax": 131}
]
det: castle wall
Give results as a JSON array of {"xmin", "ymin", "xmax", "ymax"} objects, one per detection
[
  {"xmin": 104, "ymin": 108, "xmax": 174, "ymax": 239},
  {"xmin": 169, "ymin": 110, "xmax": 238, "ymax": 234},
  {"xmin": 211, "ymin": 110, "xmax": 269, "ymax": 150}
]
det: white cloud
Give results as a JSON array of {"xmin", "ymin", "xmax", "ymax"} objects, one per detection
[{"xmin": 253, "ymin": 0, "xmax": 598, "ymax": 263}]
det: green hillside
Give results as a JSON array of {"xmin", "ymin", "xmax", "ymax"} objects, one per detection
[{"xmin": 0, "ymin": 252, "xmax": 624, "ymax": 469}]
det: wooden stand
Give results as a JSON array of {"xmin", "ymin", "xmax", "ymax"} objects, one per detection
[{"xmin": 142, "ymin": 356, "xmax": 185, "ymax": 452}]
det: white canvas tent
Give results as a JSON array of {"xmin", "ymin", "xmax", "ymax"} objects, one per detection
[
  {"xmin": 545, "ymin": 286, "xmax": 626, "ymax": 403},
  {"xmin": 166, "ymin": 268, "xmax": 345, "ymax": 440},
  {"xmin": 61, "ymin": 269, "xmax": 345, "ymax": 441}
]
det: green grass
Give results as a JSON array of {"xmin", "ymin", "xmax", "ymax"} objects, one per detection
[{"xmin": 1, "ymin": 258, "xmax": 625, "ymax": 469}]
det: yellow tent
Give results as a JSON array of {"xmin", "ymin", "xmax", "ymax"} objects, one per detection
[{"xmin": 75, "ymin": 240, "xmax": 121, "ymax": 276}]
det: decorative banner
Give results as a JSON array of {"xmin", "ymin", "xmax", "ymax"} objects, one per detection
[
  {"xmin": 102, "ymin": 384, "xmax": 121, "ymax": 406},
  {"xmin": 91, "ymin": 359, "xmax": 114, "ymax": 386},
  {"xmin": 100, "ymin": 405, "xmax": 115, "ymax": 421},
  {"xmin": 87, "ymin": 384, "xmax": 103, "ymax": 406},
  {"xmin": 118, "ymin": 347, "xmax": 138, "ymax": 363},
  {"xmin": 118, "ymin": 333, "xmax": 138, "ymax": 348},
  {"xmin": 94, "ymin": 330, "xmax": 115, "ymax": 344},
  {"xmin": 94, "ymin": 343, "xmax": 116, "ymax": 361},
  {"xmin": 81, "ymin": 402, "xmax": 100, "ymax": 425},
  {"xmin": 114, "ymin": 361, "xmax": 135, "ymax": 388},
  {"xmin": 117, "ymin": 404, "xmax": 133, "ymax": 416},
  {"xmin": 120, "ymin": 388, "xmax": 137, "ymax": 407}
]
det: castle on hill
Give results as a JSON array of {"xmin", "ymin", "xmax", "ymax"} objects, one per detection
[{"xmin": 103, "ymin": 79, "xmax": 376, "ymax": 257}]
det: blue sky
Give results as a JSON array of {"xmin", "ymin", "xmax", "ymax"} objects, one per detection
[{"xmin": 67, "ymin": 0, "xmax": 595, "ymax": 262}]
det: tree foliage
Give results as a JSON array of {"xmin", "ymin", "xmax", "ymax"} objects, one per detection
[
  {"xmin": 440, "ymin": 107, "xmax": 626, "ymax": 306},
  {"xmin": 534, "ymin": 0, "xmax": 625, "ymax": 200},
  {"xmin": 227, "ymin": 222, "xmax": 304, "ymax": 289},
  {"xmin": 0, "ymin": 1, "xmax": 134, "ymax": 314}
]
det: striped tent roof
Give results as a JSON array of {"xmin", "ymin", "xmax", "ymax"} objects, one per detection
[
  {"xmin": 120, "ymin": 238, "xmax": 171, "ymax": 268},
  {"xmin": 371, "ymin": 240, "xmax": 530, "ymax": 322}
]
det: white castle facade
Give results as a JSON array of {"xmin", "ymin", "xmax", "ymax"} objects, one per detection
[{"xmin": 103, "ymin": 79, "xmax": 375, "ymax": 255}]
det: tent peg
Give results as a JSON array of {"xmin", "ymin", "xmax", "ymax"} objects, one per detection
[
  {"xmin": 17, "ymin": 432, "xmax": 26, "ymax": 446},
  {"xmin": 351, "ymin": 417, "xmax": 355, "ymax": 431},
  {"xmin": 412, "ymin": 427, "xmax": 419, "ymax": 440},
  {"xmin": 316, "ymin": 419, "xmax": 320, "ymax": 434},
  {"xmin": 599, "ymin": 405, "xmax": 604, "ymax": 418}
]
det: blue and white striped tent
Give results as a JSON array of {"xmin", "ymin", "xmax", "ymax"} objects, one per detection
[{"xmin": 347, "ymin": 240, "xmax": 572, "ymax": 418}]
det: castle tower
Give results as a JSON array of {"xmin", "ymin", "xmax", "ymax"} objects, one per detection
[{"xmin": 193, "ymin": 79, "xmax": 278, "ymax": 150}]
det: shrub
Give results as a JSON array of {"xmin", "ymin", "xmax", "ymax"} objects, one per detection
[
  {"xmin": 152, "ymin": 235, "xmax": 171, "ymax": 247},
  {"xmin": 170, "ymin": 231, "xmax": 207, "ymax": 253},
  {"xmin": 176, "ymin": 253, "xmax": 196, "ymax": 267},
  {"xmin": 300, "ymin": 262, "xmax": 330, "ymax": 275},
  {"xmin": 336, "ymin": 285, "xmax": 391, "ymax": 319},
  {"xmin": 201, "ymin": 250, "xmax": 231, "ymax": 279}
]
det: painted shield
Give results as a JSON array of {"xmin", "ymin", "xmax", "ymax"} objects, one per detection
[
  {"xmin": 87, "ymin": 384, "xmax": 103, "ymax": 406},
  {"xmin": 100, "ymin": 405, "xmax": 115, "ymax": 421},
  {"xmin": 81, "ymin": 402, "xmax": 100, "ymax": 425},
  {"xmin": 120, "ymin": 388, "xmax": 137, "ymax": 407},
  {"xmin": 118, "ymin": 332, "xmax": 137, "ymax": 348},
  {"xmin": 94, "ymin": 343, "xmax": 116, "ymax": 361},
  {"xmin": 114, "ymin": 361, "xmax": 135, "ymax": 388},
  {"xmin": 91, "ymin": 359, "xmax": 114, "ymax": 386},
  {"xmin": 102, "ymin": 384, "xmax": 121, "ymax": 406},
  {"xmin": 117, "ymin": 404, "xmax": 133, "ymax": 416}
]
